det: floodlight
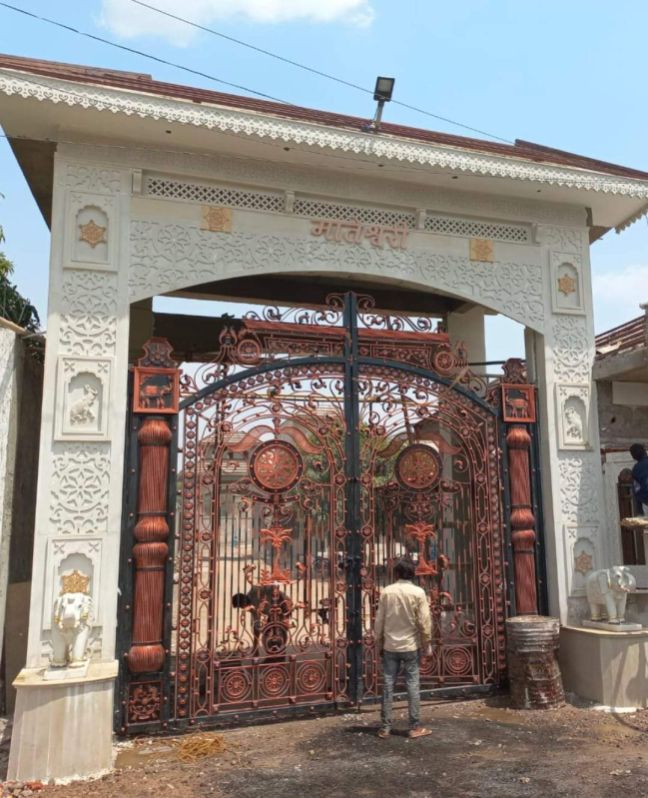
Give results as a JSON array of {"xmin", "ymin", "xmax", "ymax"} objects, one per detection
[{"xmin": 374, "ymin": 77, "xmax": 395, "ymax": 102}]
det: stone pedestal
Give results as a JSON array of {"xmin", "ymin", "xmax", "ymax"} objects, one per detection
[
  {"xmin": 582, "ymin": 619, "xmax": 643, "ymax": 632},
  {"xmin": 8, "ymin": 661, "xmax": 117, "ymax": 783},
  {"xmin": 560, "ymin": 626, "xmax": 648, "ymax": 709}
]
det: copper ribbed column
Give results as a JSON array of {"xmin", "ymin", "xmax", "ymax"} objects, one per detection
[
  {"xmin": 127, "ymin": 416, "xmax": 172, "ymax": 673},
  {"xmin": 507, "ymin": 424, "xmax": 538, "ymax": 615}
]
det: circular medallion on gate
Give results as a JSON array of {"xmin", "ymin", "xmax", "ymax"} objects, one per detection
[
  {"xmin": 220, "ymin": 668, "xmax": 252, "ymax": 703},
  {"xmin": 395, "ymin": 444, "xmax": 442, "ymax": 491},
  {"xmin": 259, "ymin": 665, "xmax": 290, "ymax": 698},
  {"xmin": 296, "ymin": 662, "xmax": 327, "ymax": 695},
  {"xmin": 444, "ymin": 646, "xmax": 473, "ymax": 676},
  {"xmin": 249, "ymin": 440, "xmax": 303, "ymax": 493}
]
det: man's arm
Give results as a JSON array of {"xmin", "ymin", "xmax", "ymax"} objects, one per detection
[
  {"xmin": 374, "ymin": 594, "xmax": 386, "ymax": 654},
  {"xmin": 416, "ymin": 592, "xmax": 432, "ymax": 651}
]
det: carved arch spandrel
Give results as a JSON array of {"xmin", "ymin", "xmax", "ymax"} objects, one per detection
[{"xmin": 128, "ymin": 220, "xmax": 546, "ymax": 331}]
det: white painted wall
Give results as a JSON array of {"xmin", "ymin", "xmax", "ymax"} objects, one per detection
[{"xmin": 0, "ymin": 323, "xmax": 21, "ymax": 666}]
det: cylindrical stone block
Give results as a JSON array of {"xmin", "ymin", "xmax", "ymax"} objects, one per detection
[{"xmin": 506, "ymin": 615, "xmax": 565, "ymax": 709}]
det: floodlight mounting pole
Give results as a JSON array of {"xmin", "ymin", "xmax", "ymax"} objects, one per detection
[
  {"xmin": 362, "ymin": 76, "xmax": 395, "ymax": 133},
  {"xmin": 363, "ymin": 99, "xmax": 387, "ymax": 133}
]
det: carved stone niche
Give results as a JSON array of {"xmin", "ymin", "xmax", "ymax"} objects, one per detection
[
  {"xmin": 55, "ymin": 357, "xmax": 112, "ymax": 441},
  {"xmin": 556, "ymin": 384, "xmax": 590, "ymax": 450},
  {"xmin": 43, "ymin": 538, "xmax": 101, "ymax": 632},
  {"xmin": 551, "ymin": 252, "xmax": 584, "ymax": 315},
  {"xmin": 563, "ymin": 528, "xmax": 597, "ymax": 597},
  {"xmin": 65, "ymin": 192, "xmax": 117, "ymax": 270}
]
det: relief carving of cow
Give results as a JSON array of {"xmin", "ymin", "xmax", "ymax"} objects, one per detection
[{"xmin": 139, "ymin": 378, "xmax": 173, "ymax": 409}]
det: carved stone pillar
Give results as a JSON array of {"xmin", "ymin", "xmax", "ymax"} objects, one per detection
[
  {"xmin": 127, "ymin": 339, "xmax": 179, "ymax": 674},
  {"xmin": 501, "ymin": 359, "xmax": 539, "ymax": 616}
]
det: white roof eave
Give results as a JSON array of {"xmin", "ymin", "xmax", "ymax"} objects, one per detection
[{"xmin": 2, "ymin": 68, "xmax": 648, "ymax": 206}]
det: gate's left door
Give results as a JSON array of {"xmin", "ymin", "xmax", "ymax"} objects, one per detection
[{"xmin": 172, "ymin": 362, "xmax": 349, "ymax": 724}]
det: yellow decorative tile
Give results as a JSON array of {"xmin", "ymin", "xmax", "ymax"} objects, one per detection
[
  {"xmin": 78, "ymin": 219, "xmax": 107, "ymax": 248},
  {"xmin": 469, "ymin": 238, "xmax": 494, "ymax": 262},
  {"xmin": 201, "ymin": 206, "xmax": 232, "ymax": 233}
]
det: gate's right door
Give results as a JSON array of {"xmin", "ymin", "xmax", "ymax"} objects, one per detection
[{"xmin": 357, "ymin": 363, "xmax": 506, "ymax": 698}]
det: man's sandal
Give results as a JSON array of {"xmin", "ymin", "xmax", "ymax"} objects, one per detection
[
  {"xmin": 408, "ymin": 727, "xmax": 432, "ymax": 739},
  {"xmin": 377, "ymin": 729, "xmax": 390, "ymax": 739}
]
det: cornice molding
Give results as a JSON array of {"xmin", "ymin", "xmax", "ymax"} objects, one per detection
[{"xmin": 3, "ymin": 69, "xmax": 648, "ymax": 199}]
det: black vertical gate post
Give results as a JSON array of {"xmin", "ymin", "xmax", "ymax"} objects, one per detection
[{"xmin": 343, "ymin": 293, "xmax": 363, "ymax": 705}]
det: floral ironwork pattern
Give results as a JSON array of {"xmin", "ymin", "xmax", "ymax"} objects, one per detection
[
  {"xmin": 133, "ymin": 292, "xmax": 508, "ymax": 730},
  {"xmin": 127, "ymin": 682, "xmax": 162, "ymax": 724}
]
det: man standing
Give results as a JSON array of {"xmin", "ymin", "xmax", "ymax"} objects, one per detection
[
  {"xmin": 374, "ymin": 558, "xmax": 433, "ymax": 739},
  {"xmin": 630, "ymin": 443, "xmax": 648, "ymax": 515}
]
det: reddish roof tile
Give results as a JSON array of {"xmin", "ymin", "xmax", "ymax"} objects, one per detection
[
  {"xmin": 596, "ymin": 315, "xmax": 646, "ymax": 356},
  {"xmin": 3, "ymin": 52, "xmax": 648, "ymax": 181}
]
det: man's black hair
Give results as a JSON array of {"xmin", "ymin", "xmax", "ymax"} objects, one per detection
[
  {"xmin": 232, "ymin": 592, "xmax": 251, "ymax": 608},
  {"xmin": 393, "ymin": 558, "xmax": 416, "ymax": 581},
  {"xmin": 630, "ymin": 443, "xmax": 647, "ymax": 462}
]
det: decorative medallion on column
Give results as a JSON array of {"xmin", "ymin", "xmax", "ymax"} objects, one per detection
[{"xmin": 127, "ymin": 338, "xmax": 178, "ymax": 674}]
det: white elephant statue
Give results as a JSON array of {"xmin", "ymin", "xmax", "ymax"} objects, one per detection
[
  {"xmin": 51, "ymin": 590, "xmax": 93, "ymax": 667},
  {"xmin": 585, "ymin": 566, "xmax": 636, "ymax": 623}
]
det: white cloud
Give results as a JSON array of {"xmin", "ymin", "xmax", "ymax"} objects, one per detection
[
  {"xmin": 100, "ymin": 0, "xmax": 374, "ymax": 44},
  {"xmin": 592, "ymin": 263, "xmax": 648, "ymax": 333}
]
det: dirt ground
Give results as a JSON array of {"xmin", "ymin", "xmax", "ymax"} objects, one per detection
[{"xmin": 6, "ymin": 695, "xmax": 648, "ymax": 798}]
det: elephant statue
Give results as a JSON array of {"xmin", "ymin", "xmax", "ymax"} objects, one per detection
[
  {"xmin": 585, "ymin": 566, "xmax": 636, "ymax": 623},
  {"xmin": 51, "ymin": 590, "xmax": 93, "ymax": 667}
]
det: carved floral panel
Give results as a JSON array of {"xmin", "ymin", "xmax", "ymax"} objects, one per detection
[
  {"xmin": 535, "ymin": 225, "xmax": 585, "ymax": 254},
  {"xmin": 551, "ymin": 317, "xmax": 593, "ymax": 383},
  {"xmin": 558, "ymin": 455, "xmax": 602, "ymax": 526},
  {"xmin": 59, "ymin": 270, "xmax": 118, "ymax": 357},
  {"xmin": 65, "ymin": 164, "xmax": 122, "ymax": 195},
  {"xmin": 129, "ymin": 220, "xmax": 546, "ymax": 330},
  {"xmin": 49, "ymin": 444, "xmax": 111, "ymax": 535}
]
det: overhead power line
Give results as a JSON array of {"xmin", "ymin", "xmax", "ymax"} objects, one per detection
[
  {"xmin": 0, "ymin": 1, "xmax": 290, "ymax": 103},
  {"xmin": 128, "ymin": 0, "xmax": 513, "ymax": 144},
  {"xmin": 0, "ymin": 0, "xmax": 512, "ymax": 144}
]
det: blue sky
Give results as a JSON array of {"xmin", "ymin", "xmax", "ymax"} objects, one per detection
[{"xmin": 1, "ymin": 0, "xmax": 648, "ymax": 360}]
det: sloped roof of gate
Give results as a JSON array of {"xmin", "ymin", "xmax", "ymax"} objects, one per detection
[{"xmin": 2, "ymin": 52, "xmax": 648, "ymax": 232}]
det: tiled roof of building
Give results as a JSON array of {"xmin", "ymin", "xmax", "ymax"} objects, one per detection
[
  {"xmin": 596, "ymin": 315, "xmax": 646, "ymax": 357},
  {"xmin": 3, "ymin": 52, "xmax": 648, "ymax": 181}
]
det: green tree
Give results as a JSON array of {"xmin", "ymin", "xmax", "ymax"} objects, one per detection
[{"xmin": 0, "ymin": 222, "xmax": 41, "ymax": 334}]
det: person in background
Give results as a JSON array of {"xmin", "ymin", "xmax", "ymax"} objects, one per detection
[
  {"xmin": 374, "ymin": 558, "xmax": 433, "ymax": 739},
  {"xmin": 630, "ymin": 443, "xmax": 648, "ymax": 515},
  {"xmin": 232, "ymin": 584, "xmax": 292, "ymax": 655}
]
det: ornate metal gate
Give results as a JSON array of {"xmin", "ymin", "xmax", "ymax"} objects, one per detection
[{"xmin": 118, "ymin": 293, "xmax": 524, "ymax": 733}]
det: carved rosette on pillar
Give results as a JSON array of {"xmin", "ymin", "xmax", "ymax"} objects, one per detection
[
  {"xmin": 499, "ymin": 359, "xmax": 539, "ymax": 616},
  {"xmin": 127, "ymin": 338, "xmax": 179, "ymax": 675}
]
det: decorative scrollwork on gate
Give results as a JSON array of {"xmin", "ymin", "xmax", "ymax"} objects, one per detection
[{"xmin": 120, "ymin": 293, "xmax": 508, "ymax": 733}]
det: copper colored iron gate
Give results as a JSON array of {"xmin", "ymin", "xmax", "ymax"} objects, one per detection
[{"xmin": 117, "ymin": 293, "xmax": 535, "ymax": 733}]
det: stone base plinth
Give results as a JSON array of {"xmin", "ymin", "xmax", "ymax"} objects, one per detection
[
  {"xmin": 560, "ymin": 626, "xmax": 648, "ymax": 709},
  {"xmin": 582, "ymin": 619, "xmax": 643, "ymax": 632},
  {"xmin": 43, "ymin": 661, "xmax": 90, "ymax": 680},
  {"xmin": 8, "ymin": 661, "xmax": 117, "ymax": 782}
]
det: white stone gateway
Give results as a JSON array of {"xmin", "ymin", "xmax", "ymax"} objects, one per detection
[{"xmin": 3, "ymin": 52, "xmax": 648, "ymax": 780}]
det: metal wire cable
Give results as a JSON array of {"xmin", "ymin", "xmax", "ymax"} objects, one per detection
[
  {"xmin": 0, "ymin": 1, "xmax": 291, "ymax": 103},
  {"xmin": 0, "ymin": 0, "xmax": 513, "ymax": 143}
]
